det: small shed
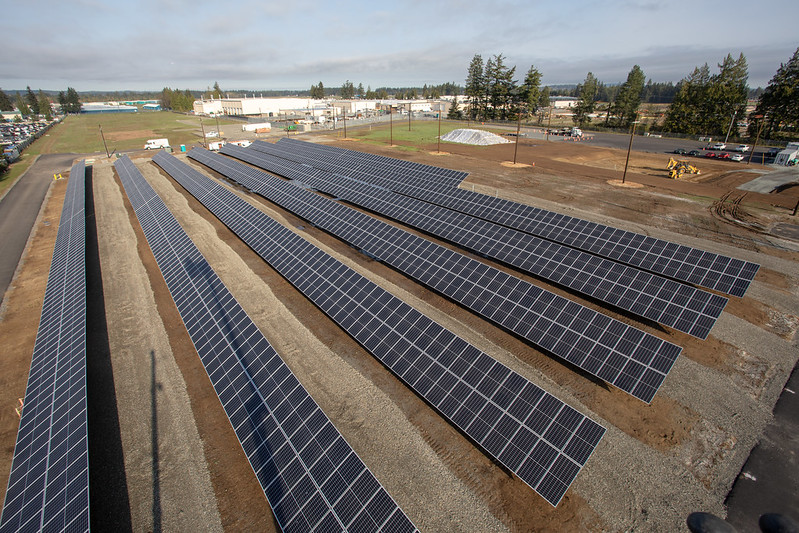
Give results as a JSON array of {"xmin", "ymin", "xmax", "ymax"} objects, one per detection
[{"xmin": 142, "ymin": 103, "xmax": 161, "ymax": 111}]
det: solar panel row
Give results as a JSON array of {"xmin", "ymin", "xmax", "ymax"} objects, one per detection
[
  {"xmin": 277, "ymin": 136, "xmax": 468, "ymax": 187},
  {"xmin": 199, "ymin": 147, "xmax": 681, "ymax": 404},
  {"xmin": 230, "ymin": 143, "xmax": 727, "ymax": 340},
  {"xmin": 273, "ymin": 138, "xmax": 760, "ymax": 298},
  {"xmin": 0, "ymin": 161, "xmax": 90, "ymax": 533},
  {"xmin": 114, "ymin": 155, "xmax": 417, "ymax": 532},
  {"xmin": 159, "ymin": 150, "xmax": 606, "ymax": 506}
]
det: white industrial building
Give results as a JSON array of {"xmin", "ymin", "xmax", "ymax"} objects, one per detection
[{"xmin": 194, "ymin": 96, "xmax": 329, "ymax": 118}]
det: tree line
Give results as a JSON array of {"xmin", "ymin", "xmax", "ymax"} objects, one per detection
[{"xmin": 460, "ymin": 48, "xmax": 799, "ymax": 141}]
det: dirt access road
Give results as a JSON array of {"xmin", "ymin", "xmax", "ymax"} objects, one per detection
[{"xmin": 0, "ymin": 133, "xmax": 797, "ymax": 532}]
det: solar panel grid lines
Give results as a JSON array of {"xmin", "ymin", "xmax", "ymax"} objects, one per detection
[
  {"xmin": 277, "ymin": 137, "xmax": 468, "ymax": 187},
  {"xmin": 233, "ymin": 144, "xmax": 728, "ymax": 340},
  {"xmin": 0, "ymin": 161, "xmax": 90, "ymax": 533},
  {"xmin": 162, "ymin": 150, "xmax": 606, "ymax": 506},
  {"xmin": 114, "ymin": 156, "xmax": 417, "ymax": 533},
  {"xmin": 270, "ymin": 139, "xmax": 760, "ymax": 298},
  {"xmin": 198, "ymin": 147, "xmax": 683, "ymax": 404}
]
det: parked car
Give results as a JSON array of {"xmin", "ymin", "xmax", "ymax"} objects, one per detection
[
  {"xmin": 704, "ymin": 152, "xmax": 717, "ymax": 158},
  {"xmin": 716, "ymin": 153, "xmax": 730, "ymax": 160},
  {"xmin": 688, "ymin": 150, "xmax": 702, "ymax": 157},
  {"xmin": 730, "ymin": 153, "xmax": 745, "ymax": 162},
  {"xmin": 711, "ymin": 142, "xmax": 727, "ymax": 150},
  {"xmin": 673, "ymin": 148, "xmax": 688, "ymax": 155}
]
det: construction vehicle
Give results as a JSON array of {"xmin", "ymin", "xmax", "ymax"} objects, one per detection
[{"xmin": 667, "ymin": 157, "xmax": 701, "ymax": 179}]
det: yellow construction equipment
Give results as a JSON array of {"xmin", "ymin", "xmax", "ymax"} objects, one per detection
[{"xmin": 667, "ymin": 157, "xmax": 701, "ymax": 179}]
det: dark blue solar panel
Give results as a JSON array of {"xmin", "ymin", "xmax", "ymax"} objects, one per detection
[
  {"xmin": 192, "ymin": 147, "xmax": 681, "ymax": 404},
  {"xmin": 159, "ymin": 150, "xmax": 605, "ymax": 506},
  {"xmin": 272, "ymin": 138, "xmax": 759, "ymax": 297},
  {"xmin": 232, "ymin": 143, "xmax": 727, "ymax": 340},
  {"xmin": 0, "ymin": 161, "xmax": 90, "ymax": 533},
  {"xmin": 114, "ymin": 155, "xmax": 416, "ymax": 532}
]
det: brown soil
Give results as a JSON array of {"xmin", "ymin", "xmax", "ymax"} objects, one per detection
[{"xmin": 2, "ymin": 132, "xmax": 797, "ymax": 532}]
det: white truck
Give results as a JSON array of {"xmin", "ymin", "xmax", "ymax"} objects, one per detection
[
  {"xmin": 144, "ymin": 138, "xmax": 170, "ymax": 150},
  {"xmin": 241, "ymin": 122, "xmax": 271, "ymax": 132}
]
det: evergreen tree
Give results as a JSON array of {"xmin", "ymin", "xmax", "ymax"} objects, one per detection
[
  {"xmin": 750, "ymin": 47, "xmax": 799, "ymax": 139},
  {"xmin": 212, "ymin": 81, "xmax": 222, "ymax": 99},
  {"xmin": 485, "ymin": 54, "xmax": 516, "ymax": 120},
  {"xmin": 447, "ymin": 96, "xmax": 463, "ymax": 120},
  {"xmin": 705, "ymin": 53, "xmax": 749, "ymax": 136},
  {"xmin": 465, "ymin": 54, "xmax": 485, "ymax": 120},
  {"xmin": 663, "ymin": 64, "xmax": 711, "ymax": 134},
  {"xmin": 611, "ymin": 65, "xmax": 646, "ymax": 127},
  {"xmin": 538, "ymin": 86, "xmax": 551, "ymax": 109},
  {"xmin": 341, "ymin": 80, "xmax": 355, "ymax": 99},
  {"xmin": 357, "ymin": 83, "xmax": 364, "ymax": 98},
  {"xmin": 365, "ymin": 85, "xmax": 376, "ymax": 99},
  {"xmin": 0, "ymin": 88, "xmax": 13, "ymax": 112},
  {"xmin": 25, "ymin": 86, "xmax": 39, "ymax": 115},
  {"xmin": 15, "ymin": 93, "xmax": 30, "ymax": 116},
  {"xmin": 573, "ymin": 72, "xmax": 599, "ymax": 127},
  {"xmin": 59, "ymin": 87, "xmax": 82, "ymax": 114},
  {"xmin": 37, "ymin": 90, "xmax": 52, "ymax": 120},
  {"xmin": 517, "ymin": 65, "xmax": 542, "ymax": 116}
]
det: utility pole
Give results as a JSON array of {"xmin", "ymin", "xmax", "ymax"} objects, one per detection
[
  {"xmin": 343, "ymin": 106, "xmax": 347, "ymax": 139},
  {"xmin": 546, "ymin": 107, "xmax": 552, "ymax": 141},
  {"xmin": 437, "ymin": 108, "xmax": 441, "ymax": 153},
  {"xmin": 214, "ymin": 113, "xmax": 221, "ymax": 140},
  {"xmin": 408, "ymin": 104, "xmax": 411, "ymax": 131},
  {"xmin": 724, "ymin": 109, "xmax": 737, "ymax": 145},
  {"xmin": 748, "ymin": 116, "xmax": 764, "ymax": 165},
  {"xmin": 98, "ymin": 125, "xmax": 110, "ymax": 158},
  {"xmin": 200, "ymin": 118, "xmax": 207, "ymax": 148},
  {"xmin": 513, "ymin": 110, "xmax": 522, "ymax": 165},
  {"xmin": 389, "ymin": 107, "xmax": 393, "ymax": 146},
  {"xmin": 622, "ymin": 116, "xmax": 639, "ymax": 184}
]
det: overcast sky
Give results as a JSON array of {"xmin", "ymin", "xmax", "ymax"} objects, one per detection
[{"xmin": 3, "ymin": 0, "xmax": 797, "ymax": 93}]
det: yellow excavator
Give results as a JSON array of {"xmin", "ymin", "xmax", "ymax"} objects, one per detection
[{"xmin": 667, "ymin": 157, "xmax": 701, "ymax": 179}]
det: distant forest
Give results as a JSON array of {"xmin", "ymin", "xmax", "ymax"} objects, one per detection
[{"xmin": 1, "ymin": 84, "xmax": 765, "ymax": 104}]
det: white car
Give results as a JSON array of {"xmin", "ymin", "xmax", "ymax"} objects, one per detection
[
  {"xmin": 730, "ymin": 153, "xmax": 745, "ymax": 162},
  {"xmin": 711, "ymin": 142, "xmax": 726, "ymax": 150},
  {"xmin": 731, "ymin": 144, "xmax": 750, "ymax": 152}
]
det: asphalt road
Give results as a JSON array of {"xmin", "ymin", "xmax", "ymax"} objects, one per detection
[{"xmin": 0, "ymin": 153, "xmax": 77, "ymax": 303}]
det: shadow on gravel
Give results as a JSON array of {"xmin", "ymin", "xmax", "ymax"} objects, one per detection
[{"xmin": 85, "ymin": 164, "xmax": 133, "ymax": 532}]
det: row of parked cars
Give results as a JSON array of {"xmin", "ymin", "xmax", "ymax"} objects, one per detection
[
  {"xmin": 1, "ymin": 119, "xmax": 58, "ymax": 164},
  {"xmin": 673, "ymin": 143, "xmax": 750, "ymax": 162}
]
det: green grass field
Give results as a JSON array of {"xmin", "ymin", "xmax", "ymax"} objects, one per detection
[
  {"xmin": 1, "ymin": 111, "xmax": 243, "ymax": 194},
  {"xmin": 335, "ymin": 119, "xmax": 514, "ymax": 151},
  {"xmin": 44, "ymin": 112, "xmax": 240, "ymax": 154}
]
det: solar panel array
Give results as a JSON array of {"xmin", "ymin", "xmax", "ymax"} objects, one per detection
[
  {"xmin": 230, "ymin": 143, "xmax": 727, "ymax": 340},
  {"xmin": 0, "ymin": 161, "xmax": 90, "ymax": 533},
  {"xmin": 272, "ymin": 138, "xmax": 760, "ymax": 297},
  {"xmin": 158, "ymin": 150, "xmax": 606, "ymax": 506},
  {"xmin": 114, "ymin": 155, "xmax": 417, "ymax": 532},
  {"xmin": 202, "ymin": 146, "xmax": 681, "ymax": 403}
]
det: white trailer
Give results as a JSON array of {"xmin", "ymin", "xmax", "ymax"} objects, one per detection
[
  {"xmin": 144, "ymin": 138, "xmax": 170, "ymax": 150},
  {"xmin": 241, "ymin": 122, "xmax": 271, "ymax": 132}
]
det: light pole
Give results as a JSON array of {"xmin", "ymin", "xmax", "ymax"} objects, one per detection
[{"xmin": 622, "ymin": 116, "xmax": 639, "ymax": 184}]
